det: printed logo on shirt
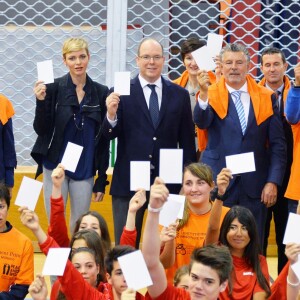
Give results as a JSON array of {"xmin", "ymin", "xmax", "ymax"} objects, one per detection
[
  {"xmin": 2, "ymin": 264, "xmax": 20, "ymax": 277},
  {"xmin": 243, "ymin": 272, "xmax": 254, "ymax": 276}
]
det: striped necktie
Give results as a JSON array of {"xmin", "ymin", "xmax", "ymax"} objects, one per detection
[
  {"xmin": 231, "ymin": 91, "xmax": 246, "ymax": 135},
  {"xmin": 148, "ymin": 84, "xmax": 159, "ymax": 127}
]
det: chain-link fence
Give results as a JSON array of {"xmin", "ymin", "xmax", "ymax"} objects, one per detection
[{"xmin": 0, "ymin": 0, "xmax": 299, "ymax": 166}]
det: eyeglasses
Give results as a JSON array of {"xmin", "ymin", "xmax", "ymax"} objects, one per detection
[{"xmin": 139, "ymin": 55, "xmax": 164, "ymax": 62}]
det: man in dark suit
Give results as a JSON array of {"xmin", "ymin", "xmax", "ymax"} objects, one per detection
[
  {"xmin": 194, "ymin": 43, "xmax": 286, "ymax": 245},
  {"xmin": 102, "ymin": 38, "xmax": 196, "ymax": 247},
  {"xmin": 259, "ymin": 47, "xmax": 292, "ymax": 273}
]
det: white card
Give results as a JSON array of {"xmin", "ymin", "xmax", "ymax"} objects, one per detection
[
  {"xmin": 283, "ymin": 213, "xmax": 300, "ymax": 244},
  {"xmin": 207, "ymin": 33, "xmax": 223, "ymax": 58},
  {"xmin": 159, "ymin": 195, "xmax": 184, "ymax": 227},
  {"xmin": 118, "ymin": 250, "xmax": 153, "ymax": 290},
  {"xmin": 114, "ymin": 71, "xmax": 130, "ymax": 95},
  {"xmin": 191, "ymin": 46, "xmax": 216, "ymax": 71},
  {"xmin": 130, "ymin": 161, "xmax": 151, "ymax": 191},
  {"xmin": 14, "ymin": 176, "xmax": 43, "ymax": 211},
  {"xmin": 42, "ymin": 248, "xmax": 71, "ymax": 276},
  {"xmin": 225, "ymin": 152, "xmax": 256, "ymax": 175},
  {"xmin": 174, "ymin": 194, "xmax": 186, "ymax": 219},
  {"xmin": 159, "ymin": 149, "xmax": 183, "ymax": 184},
  {"xmin": 61, "ymin": 142, "xmax": 83, "ymax": 173},
  {"xmin": 37, "ymin": 60, "xmax": 54, "ymax": 84},
  {"xmin": 291, "ymin": 256, "xmax": 300, "ymax": 282}
]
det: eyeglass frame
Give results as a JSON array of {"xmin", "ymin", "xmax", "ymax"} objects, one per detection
[{"xmin": 138, "ymin": 55, "xmax": 164, "ymax": 62}]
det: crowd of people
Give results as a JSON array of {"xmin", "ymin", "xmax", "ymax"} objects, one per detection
[{"xmin": 1, "ymin": 34, "xmax": 300, "ymax": 300}]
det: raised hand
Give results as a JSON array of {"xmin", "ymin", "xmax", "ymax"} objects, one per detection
[
  {"xmin": 106, "ymin": 92, "xmax": 120, "ymax": 120},
  {"xmin": 51, "ymin": 164, "xmax": 65, "ymax": 188},
  {"xmin": 34, "ymin": 81, "xmax": 46, "ymax": 101},
  {"xmin": 28, "ymin": 274, "xmax": 48, "ymax": 300},
  {"xmin": 129, "ymin": 189, "xmax": 146, "ymax": 213},
  {"xmin": 216, "ymin": 168, "xmax": 232, "ymax": 196},
  {"xmin": 160, "ymin": 221, "xmax": 178, "ymax": 243},
  {"xmin": 149, "ymin": 177, "xmax": 169, "ymax": 211}
]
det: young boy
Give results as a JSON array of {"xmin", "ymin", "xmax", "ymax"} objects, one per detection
[
  {"xmin": 0, "ymin": 184, "xmax": 34, "ymax": 298},
  {"xmin": 142, "ymin": 177, "xmax": 232, "ymax": 300}
]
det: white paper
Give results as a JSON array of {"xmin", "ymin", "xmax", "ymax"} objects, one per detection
[
  {"xmin": 37, "ymin": 60, "xmax": 54, "ymax": 84},
  {"xmin": 291, "ymin": 256, "xmax": 300, "ymax": 282},
  {"xmin": 159, "ymin": 194, "xmax": 184, "ymax": 227},
  {"xmin": 225, "ymin": 152, "xmax": 256, "ymax": 175},
  {"xmin": 42, "ymin": 248, "xmax": 71, "ymax": 276},
  {"xmin": 283, "ymin": 213, "xmax": 300, "ymax": 244},
  {"xmin": 174, "ymin": 194, "xmax": 186, "ymax": 219},
  {"xmin": 207, "ymin": 33, "xmax": 223, "ymax": 58},
  {"xmin": 191, "ymin": 46, "xmax": 216, "ymax": 71},
  {"xmin": 118, "ymin": 250, "xmax": 153, "ymax": 290},
  {"xmin": 130, "ymin": 161, "xmax": 151, "ymax": 191},
  {"xmin": 14, "ymin": 176, "xmax": 43, "ymax": 211},
  {"xmin": 114, "ymin": 71, "xmax": 130, "ymax": 95},
  {"xmin": 61, "ymin": 142, "xmax": 83, "ymax": 173},
  {"xmin": 159, "ymin": 149, "xmax": 183, "ymax": 184}
]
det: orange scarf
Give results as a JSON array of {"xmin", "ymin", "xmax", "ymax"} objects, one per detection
[
  {"xmin": 259, "ymin": 75, "xmax": 291, "ymax": 101},
  {"xmin": 173, "ymin": 70, "xmax": 216, "ymax": 87},
  {"xmin": 0, "ymin": 94, "xmax": 14, "ymax": 125},
  {"xmin": 173, "ymin": 70, "xmax": 216, "ymax": 151},
  {"xmin": 208, "ymin": 75, "xmax": 274, "ymax": 125}
]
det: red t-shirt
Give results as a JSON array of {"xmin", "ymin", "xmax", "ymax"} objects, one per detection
[
  {"xmin": 219, "ymin": 255, "xmax": 269, "ymax": 300},
  {"xmin": 145, "ymin": 284, "xmax": 191, "ymax": 300}
]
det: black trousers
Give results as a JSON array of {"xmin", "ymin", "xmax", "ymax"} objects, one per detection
[{"xmin": 263, "ymin": 192, "xmax": 288, "ymax": 274}]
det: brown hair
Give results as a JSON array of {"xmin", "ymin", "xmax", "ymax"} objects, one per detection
[{"xmin": 177, "ymin": 163, "xmax": 214, "ymax": 230}]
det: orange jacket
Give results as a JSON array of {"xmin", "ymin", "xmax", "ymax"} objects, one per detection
[
  {"xmin": 173, "ymin": 70, "xmax": 216, "ymax": 151},
  {"xmin": 0, "ymin": 94, "xmax": 14, "ymax": 125}
]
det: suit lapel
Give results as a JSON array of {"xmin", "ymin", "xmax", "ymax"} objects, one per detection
[
  {"xmin": 245, "ymin": 100, "xmax": 255, "ymax": 135},
  {"xmin": 157, "ymin": 77, "xmax": 169, "ymax": 127}
]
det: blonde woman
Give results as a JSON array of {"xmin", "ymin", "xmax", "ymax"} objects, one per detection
[{"xmin": 31, "ymin": 37, "xmax": 110, "ymax": 231}]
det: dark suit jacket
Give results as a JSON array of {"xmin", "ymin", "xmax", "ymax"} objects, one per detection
[
  {"xmin": 102, "ymin": 75, "xmax": 196, "ymax": 196},
  {"xmin": 194, "ymin": 92, "xmax": 286, "ymax": 199}
]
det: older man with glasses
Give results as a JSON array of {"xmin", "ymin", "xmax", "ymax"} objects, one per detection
[
  {"xmin": 102, "ymin": 38, "xmax": 196, "ymax": 248},
  {"xmin": 194, "ymin": 43, "xmax": 286, "ymax": 247}
]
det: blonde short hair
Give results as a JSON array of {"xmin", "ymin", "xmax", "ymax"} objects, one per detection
[{"xmin": 62, "ymin": 37, "xmax": 89, "ymax": 59}]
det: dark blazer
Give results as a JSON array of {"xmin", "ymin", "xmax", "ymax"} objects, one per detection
[
  {"xmin": 194, "ymin": 93, "xmax": 286, "ymax": 198},
  {"xmin": 31, "ymin": 73, "xmax": 110, "ymax": 192},
  {"xmin": 102, "ymin": 75, "xmax": 196, "ymax": 196}
]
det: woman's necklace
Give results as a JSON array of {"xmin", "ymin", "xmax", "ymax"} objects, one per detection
[
  {"xmin": 189, "ymin": 201, "xmax": 212, "ymax": 216},
  {"xmin": 73, "ymin": 113, "xmax": 85, "ymax": 130},
  {"xmin": 196, "ymin": 201, "xmax": 212, "ymax": 215}
]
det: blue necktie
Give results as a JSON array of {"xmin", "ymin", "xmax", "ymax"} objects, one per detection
[
  {"xmin": 231, "ymin": 91, "xmax": 246, "ymax": 135},
  {"xmin": 148, "ymin": 84, "xmax": 159, "ymax": 127}
]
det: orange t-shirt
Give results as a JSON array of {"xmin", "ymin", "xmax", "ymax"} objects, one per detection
[
  {"xmin": 165, "ymin": 205, "xmax": 229, "ymax": 283},
  {"xmin": 0, "ymin": 224, "xmax": 34, "ymax": 291}
]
